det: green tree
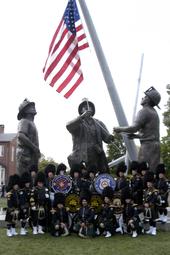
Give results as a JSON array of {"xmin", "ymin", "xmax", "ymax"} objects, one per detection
[
  {"xmin": 38, "ymin": 154, "xmax": 58, "ymax": 172},
  {"xmin": 106, "ymin": 132, "xmax": 126, "ymax": 175},
  {"xmin": 161, "ymin": 84, "xmax": 170, "ymax": 172},
  {"xmin": 106, "ymin": 132, "xmax": 126, "ymax": 162}
]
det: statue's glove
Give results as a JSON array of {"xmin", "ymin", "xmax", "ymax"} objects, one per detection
[
  {"xmin": 127, "ymin": 133, "xmax": 139, "ymax": 139},
  {"xmin": 109, "ymin": 135, "xmax": 114, "ymax": 142},
  {"xmin": 80, "ymin": 110, "xmax": 92, "ymax": 119},
  {"xmin": 113, "ymin": 127, "xmax": 122, "ymax": 133}
]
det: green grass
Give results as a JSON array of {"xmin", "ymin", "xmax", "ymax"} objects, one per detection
[
  {"xmin": 0, "ymin": 228, "xmax": 170, "ymax": 255},
  {"xmin": 0, "ymin": 198, "xmax": 7, "ymax": 208}
]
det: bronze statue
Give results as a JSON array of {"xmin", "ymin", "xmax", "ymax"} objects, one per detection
[
  {"xmin": 114, "ymin": 87, "xmax": 161, "ymax": 172},
  {"xmin": 16, "ymin": 99, "xmax": 40, "ymax": 175},
  {"xmin": 66, "ymin": 99, "xmax": 114, "ymax": 173}
]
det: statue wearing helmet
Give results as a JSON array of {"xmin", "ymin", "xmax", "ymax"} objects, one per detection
[
  {"xmin": 114, "ymin": 87, "xmax": 161, "ymax": 173},
  {"xmin": 66, "ymin": 99, "xmax": 114, "ymax": 173},
  {"xmin": 16, "ymin": 99, "xmax": 40, "ymax": 175},
  {"xmin": 144, "ymin": 86, "xmax": 161, "ymax": 108}
]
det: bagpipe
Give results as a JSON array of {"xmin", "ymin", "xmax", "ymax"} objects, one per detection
[{"xmin": 51, "ymin": 173, "xmax": 117, "ymax": 214}]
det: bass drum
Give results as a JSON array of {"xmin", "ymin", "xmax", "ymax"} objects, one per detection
[
  {"xmin": 94, "ymin": 173, "xmax": 116, "ymax": 194},
  {"xmin": 51, "ymin": 175, "xmax": 72, "ymax": 194},
  {"xmin": 90, "ymin": 194, "xmax": 103, "ymax": 214},
  {"xmin": 65, "ymin": 193, "xmax": 80, "ymax": 213}
]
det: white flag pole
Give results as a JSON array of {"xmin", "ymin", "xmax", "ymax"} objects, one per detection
[
  {"xmin": 78, "ymin": 0, "xmax": 137, "ymax": 161},
  {"xmin": 132, "ymin": 53, "xmax": 144, "ymax": 122}
]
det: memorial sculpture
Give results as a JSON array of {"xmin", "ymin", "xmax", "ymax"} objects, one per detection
[
  {"xmin": 66, "ymin": 99, "xmax": 114, "ymax": 173},
  {"xmin": 114, "ymin": 87, "xmax": 161, "ymax": 172},
  {"xmin": 16, "ymin": 99, "xmax": 40, "ymax": 175}
]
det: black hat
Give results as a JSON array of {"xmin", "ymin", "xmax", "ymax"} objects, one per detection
[
  {"xmin": 145, "ymin": 171, "xmax": 155, "ymax": 183},
  {"xmin": 116, "ymin": 162, "xmax": 127, "ymax": 176},
  {"xmin": 70, "ymin": 164, "xmax": 81, "ymax": 178},
  {"xmin": 35, "ymin": 172, "xmax": 46, "ymax": 185},
  {"xmin": 129, "ymin": 161, "xmax": 139, "ymax": 172},
  {"xmin": 44, "ymin": 164, "xmax": 56, "ymax": 177},
  {"xmin": 156, "ymin": 163, "xmax": 166, "ymax": 174},
  {"xmin": 138, "ymin": 161, "xmax": 149, "ymax": 172},
  {"xmin": 9, "ymin": 174, "xmax": 20, "ymax": 187},
  {"xmin": 88, "ymin": 165, "xmax": 97, "ymax": 174},
  {"xmin": 21, "ymin": 172, "xmax": 32, "ymax": 184},
  {"xmin": 54, "ymin": 193, "xmax": 65, "ymax": 206},
  {"xmin": 123, "ymin": 191, "xmax": 133, "ymax": 201},
  {"xmin": 17, "ymin": 99, "xmax": 36, "ymax": 120},
  {"xmin": 29, "ymin": 164, "xmax": 39, "ymax": 173},
  {"xmin": 80, "ymin": 161, "xmax": 87, "ymax": 170},
  {"xmin": 78, "ymin": 100, "xmax": 95, "ymax": 116},
  {"xmin": 56, "ymin": 163, "xmax": 67, "ymax": 175},
  {"xmin": 102, "ymin": 186, "xmax": 114, "ymax": 200},
  {"xmin": 6, "ymin": 174, "xmax": 20, "ymax": 191},
  {"xmin": 80, "ymin": 190, "xmax": 91, "ymax": 203}
]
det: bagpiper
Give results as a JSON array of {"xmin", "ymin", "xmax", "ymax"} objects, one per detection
[
  {"xmin": 5, "ymin": 174, "xmax": 20, "ymax": 237},
  {"xmin": 29, "ymin": 171, "xmax": 50, "ymax": 235},
  {"xmin": 129, "ymin": 161, "xmax": 143, "ymax": 206},
  {"xmin": 143, "ymin": 171, "xmax": 160, "ymax": 236},
  {"xmin": 18, "ymin": 171, "xmax": 32, "ymax": 235},
  {"xmin": 97, "ymin": 186, "xmax": 117, "ymax": 238},
  {"xmin": 115, "ymin": 162, "xmax": 129, "ymax": 203},
  {"xmin": 155, "ymin": 163, "xmax": 169, "ymax": 223}
]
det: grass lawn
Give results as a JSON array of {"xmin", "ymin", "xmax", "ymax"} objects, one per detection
[
  {"xmin": 1, "ymin": 197, "xmax": 170, "ymax": 255},
  {"xmin": 0, "ymin": 198, "xmax": 7, "ymax": 209},
  {"xmin": 0, "ymin": 228, "xmax": 170, "ymax": 255}
]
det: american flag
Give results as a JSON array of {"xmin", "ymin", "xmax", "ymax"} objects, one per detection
[{"xmin": 43, "ymin": 0, "xmax": 89, "ymax": 99}]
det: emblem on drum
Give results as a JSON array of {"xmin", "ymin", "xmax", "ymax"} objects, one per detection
[
  {"xmin": 94, "ymin": 174, "xmax": 116, "ymax": 194},
  {"xmin": 90, "ymin": 194, "xmax": 103, "ymax": 213},
  {"xmin": 65, "ymin": 194, "xmax": 80, "ymax": 213},
  {"xmin": 52, "ymin": 175, "xmax": 72, "ymax": 194}
]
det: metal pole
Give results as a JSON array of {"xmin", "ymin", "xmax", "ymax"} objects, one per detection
[
  {"xmin": 125, "ymin": 53, "xmax": 144, "ymax": 170},
  {"xmin": 78, "ymin": 0, "xmax": 137, "ymax": 161},
  {"xmin": 132, "ymin": 53, "xmax": 144, "ymax": 122}
]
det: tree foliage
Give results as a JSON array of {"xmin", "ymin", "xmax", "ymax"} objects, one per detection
[
  {"xmin": 161, "ymin": 84, "xmax": 170, "ymax": 171},
  {"xmin": 106, "ymin": 132, "xmax": 126, "ymax": 162},
  {"xmin": 38, "ymin": 154, "xmax": 58, "ymax": 172}
]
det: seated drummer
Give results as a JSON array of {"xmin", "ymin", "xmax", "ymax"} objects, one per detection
[
  {"xmin": 122, "ymin": 191, "xmax": 141, "ymax": 238},
  {"xmin": 50, "ymin": 193, "xmax": 70, "ymax": 237},
  {"xmin": 73, "ymin": 191, "xmax": 95, "ymax": 238}
]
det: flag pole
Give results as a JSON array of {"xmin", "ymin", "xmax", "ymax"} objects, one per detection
[
  {"xmin": 78, "ymin": 0, "xmax": 137, "ymax": 161},
  {"xmin": 132, "ymin": 53, "xmax": 144, "ymax": 122}
]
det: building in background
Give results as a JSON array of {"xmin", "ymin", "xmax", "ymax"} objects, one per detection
[{"xmin": 0, "ymin": 125, "xmax": 17, "ymax": 184}]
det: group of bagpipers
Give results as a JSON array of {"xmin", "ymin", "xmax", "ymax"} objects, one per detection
[{"xmin": 5, "ymin": 160, "xmax": 169, "ymax": 238}]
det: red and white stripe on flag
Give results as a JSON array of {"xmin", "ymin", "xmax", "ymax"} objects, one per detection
[{"xmin": 43, "ymin": 0, "xmax": 89, "ymax": 99}]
